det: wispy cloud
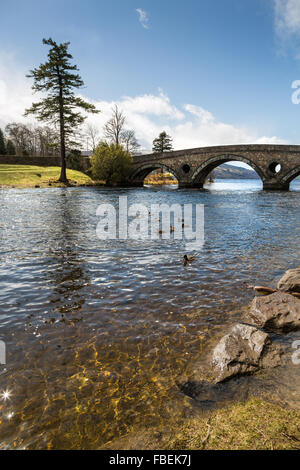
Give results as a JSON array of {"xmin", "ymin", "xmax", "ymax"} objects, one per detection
[
  {"xmin": 273, "ymin": 0, "xmax": 300, "ymax": 57},
  {"xmin": 136, "ymin": 8, "xmax": 149, "ymax": 29},
  {"xmin": 274, "ymin": 0, "xmax": 300, "ymax": 36}
]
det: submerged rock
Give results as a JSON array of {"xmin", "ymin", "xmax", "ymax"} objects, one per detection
[
  {"xmin": 277, "ymin": 268, "xmax": 300, "ymax": 293},
  {"xmin": 244, "ymin": 292, "xmax": 300, "ymax": 333},
  {"xmin": 212, "ymin": 323, "xmax": 283, "ymax": 383}
]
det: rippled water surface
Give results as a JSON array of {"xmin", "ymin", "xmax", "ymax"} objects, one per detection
[{"xmin": 0, "ymin": 179, "xmax": 300, "ymax": 449}]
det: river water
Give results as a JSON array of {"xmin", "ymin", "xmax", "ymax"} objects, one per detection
[{"xmin": 0, "ymin": 179, "xmax": 300, "ymax": 449}]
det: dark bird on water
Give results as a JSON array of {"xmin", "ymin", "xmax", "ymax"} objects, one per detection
[{"xmin": 183, "ymin": 255, "xmax": 196, "ymax": 266}]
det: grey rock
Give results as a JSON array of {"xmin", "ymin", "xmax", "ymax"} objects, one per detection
[
  {"xmin": 244, "ymin": 292, "xmax": 300, "ymax": 333},
  {"xmin": 277, "ymin": 268, "xmax": 300, "ymax": 293},
  {"xmin": 212, "ymin": 323, "xmax": 283, "ymax": 383}
]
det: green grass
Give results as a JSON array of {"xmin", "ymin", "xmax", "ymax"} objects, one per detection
[{"xmin": 0, "ymin": 164, "xmax": 95, "ymax": 187}]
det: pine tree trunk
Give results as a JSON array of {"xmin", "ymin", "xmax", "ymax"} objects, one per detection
[
  {"xmin": 58, "ymin": 76, "xmax": 67, "ymax": 183},
  {"xmin": 59, "ymin": 128, "xmax": 67, "ymax": 183}
]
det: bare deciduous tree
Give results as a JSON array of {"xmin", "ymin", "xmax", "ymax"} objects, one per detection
[
  {"xmin": 5, "ymin": 122, "xmax": 60, "ymax": 157},
  {"xmin": 104, "ymin": 105, "xmax": 126, "ymax": 145},
  {"xmin": 5, "ymin": 123, "xmax": 32, "ymax": 156},
  {"xmin": 120, "ymin": 129, "xmax": 141, "ymax": 154},
  {"xmin": 85, "ymin": 123, "xmax": 100, "ymax": 152}
]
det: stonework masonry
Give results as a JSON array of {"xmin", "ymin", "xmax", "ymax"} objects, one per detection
[{"xmin": 129, "ymin": 144, "xmax": 300, "ymax": 190}]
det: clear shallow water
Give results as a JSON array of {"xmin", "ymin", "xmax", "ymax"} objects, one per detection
[{"xmin": 0, "ymin": 179, "xmax": 300, "ymax": 449}]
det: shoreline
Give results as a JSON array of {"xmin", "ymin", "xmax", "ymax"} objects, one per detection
[
  {"xmin": 0, "ymin": 181, "xmax": 105, "ymax": 189},
  {"xmin": 102, "ymin": 397, "xmax": 300, "ymax": 450}
]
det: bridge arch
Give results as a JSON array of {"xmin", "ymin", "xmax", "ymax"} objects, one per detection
[
  {"xmin": 129, "ymin": 163, "xmax": 180, "ymax": 185},
  {"xmin": 281, "ymin": 166, "xmax": 300, "ymax": 186},
  {"xmin": 191, "ymin": 154, "xmax": 266, "ymax": 185}
]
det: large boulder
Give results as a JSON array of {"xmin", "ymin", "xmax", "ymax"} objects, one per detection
[
  {"xmin": 277, "ymin": 268, "xmax": 300, "ymax": 293},
  {"xmin": 212, "ymin": 323, "xmax": 283, "ymax": 383},
  {"xmin": 244, "ymin": 292, "xmax": 300, "ymax": 333}
]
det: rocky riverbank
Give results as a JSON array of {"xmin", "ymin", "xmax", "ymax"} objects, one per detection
[
  {"xmin": 203, "ymin": 267, "xmax": 300, "ymax": 384},
  {"xmin": 175, "ymin": 267, "xmax": 300, "ymax": 449}
]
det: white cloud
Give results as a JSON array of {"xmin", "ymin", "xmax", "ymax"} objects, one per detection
[
  {"xmin": 121, "ymin": 89, "xmax": 185, "ymax": 120},
  {"xmin": 184, "ymin": 104, "xmax": 214, "ymax": 124},
  {"xmin": 172, "ymin": 103, "xmax": 288, "ymax": 148},
  {"xmin": 0, "ymin": 52, "xmax": 288, "ymax": 152},
  {"xmin": 136, "ymin": 8, "xmax": 149, "ymax": 29},
  {"xmin": 0, "ymin": 51, "xmax": 36, "ymax": 128},
  {"xmin": 274, "ymin": 0, "xmax": 300, "ymax": 36},
  {"xmin": 82, "ymin": 96, "xmax": 287, "ymax": 151}
]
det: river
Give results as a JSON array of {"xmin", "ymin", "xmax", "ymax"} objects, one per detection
[{"xmin": 0, "ymin": 179, "xmax": 300, "ymax": 449}]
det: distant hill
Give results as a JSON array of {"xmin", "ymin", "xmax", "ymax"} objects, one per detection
[
  {"xmin": 212, "ymin": 163, "xmax": 259, "ymax": 180},
  {"xmin": 213, "ymin": 163, "xmax": 300, "ymax": 180}
]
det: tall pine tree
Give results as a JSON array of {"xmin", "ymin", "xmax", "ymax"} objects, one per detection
[
  {"xmin": 25, "ymin": 38, "xmax": 99, "ymax": 182},
  {"xmin": 0, "ymin": 128, "xmax": 6, "ymax": 155},
  {"xmin": 152, "ymin": 131, "xmax": 173, "ymax": 153}
]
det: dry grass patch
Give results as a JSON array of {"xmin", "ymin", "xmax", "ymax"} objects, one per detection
[{"xmin": 167, "ymin": 398, "xmax": 300, "ymax": 450}]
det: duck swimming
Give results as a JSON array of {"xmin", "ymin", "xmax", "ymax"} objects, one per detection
[{"xmin": 183, "ymin": 255, "xmax": 196, "ymax": 266}]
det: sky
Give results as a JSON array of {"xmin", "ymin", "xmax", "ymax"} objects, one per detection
[{"xmin": 2, "ymin": 0, "xmax": 300, "ymax": 153}]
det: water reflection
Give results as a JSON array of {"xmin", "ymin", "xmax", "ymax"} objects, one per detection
[{"xmin": 0, "ymin": 181, "xmax": 299, "ymax": 449}]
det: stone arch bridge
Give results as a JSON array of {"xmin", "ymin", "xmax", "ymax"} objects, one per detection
[{"xmin": 128, "ymin": 144, "xmax": 300, "ymax": 190}]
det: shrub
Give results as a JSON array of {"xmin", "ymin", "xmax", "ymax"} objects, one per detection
[{"xmin": 91, "ymin": 142, "xmax": 132, "ymax": 185}]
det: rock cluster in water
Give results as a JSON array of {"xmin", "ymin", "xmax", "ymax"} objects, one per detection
[
  {"xmin": 244, "ymin": 292, "xmax": 300, "ymax": 333},
  {"xmin": 211, "ymin": 268, "xmax": 300, "ymax": 383}
]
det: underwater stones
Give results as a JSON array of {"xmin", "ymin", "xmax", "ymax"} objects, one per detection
[
  {"xmin": 244, "ymin": 292, "xmax": 300, "ymax": 333},
  {"xmin": 212, "ymin": 323, "xmax": 283, "ymax": 383},
  {"xmin": 277, "ymin": 268, "xmax": 300, "ymax": 294}
]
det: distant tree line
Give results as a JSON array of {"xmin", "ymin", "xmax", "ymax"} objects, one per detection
[
  {"xmin": 0, "ymin": 104, "xmax": 142, "ymax": 161},
  {"xmin": 0, "ymin": 123, "xmax": 59, "ymax": 157},
  {"xmin": 0, "ymin": 107, "xmax": 142, "ymax": 159}
]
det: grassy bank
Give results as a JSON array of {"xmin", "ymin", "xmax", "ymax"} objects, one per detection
[
  {"xmin": 103, "ymin": 398, "xmax": 300, "ymax": 450},
  {"xmin": 0, "ymin": 164, "xmax": 97, "ymax": 188}
]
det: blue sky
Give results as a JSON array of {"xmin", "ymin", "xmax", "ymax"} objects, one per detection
[{"xmin": 1, "ymin": 0, "xmax": 300, "ymax": 151}]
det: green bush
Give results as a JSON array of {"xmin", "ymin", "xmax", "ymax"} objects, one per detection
[{"xmin": 91, "ymin": 142, "xmax": 132, "ymax": 185}]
